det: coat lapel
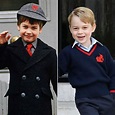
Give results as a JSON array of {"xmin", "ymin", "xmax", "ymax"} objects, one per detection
[
  {"xmin": 9, "ymin": 38, "xmax": 52, "ymax": 71},
  {"xmin": 23, "ymin": 39, "xmax": 52, "ymax": 70},
  {"xmin": 9, "ymin": 38, "xmax": 30, "ymax": 63}
]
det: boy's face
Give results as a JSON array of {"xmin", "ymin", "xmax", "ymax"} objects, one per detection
[
  {"xmin": 17, "ymin": 20, "xmax": 42, "ymax": 43},
  {"xmin": 69, "ymin": 15, "xmax": 96, "ymax": 47}
]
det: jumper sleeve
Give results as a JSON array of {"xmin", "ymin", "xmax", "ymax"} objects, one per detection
[
  {"xmin": 109, "ymin": 60, "xmax": 115, "ymax": 90},
  {"xmin": 58, "ymin": 46, "xmax": 70, "ymax": 76},
  {"xmin": 105, "ymin": 47, "xmax": 115, "ymax": 90}
]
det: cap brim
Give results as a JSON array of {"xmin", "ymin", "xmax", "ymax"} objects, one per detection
[{"xmin": 18, "ymin": 11, "xmax": 48, "ymax": 22}]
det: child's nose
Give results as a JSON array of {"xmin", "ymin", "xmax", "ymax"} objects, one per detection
[
  {"xmin": 26, "ymin": 28, "xmax": 32, "ymax": 33},
  {"xmin": 78, "ymin": 29, "xmax": 83, "ymax": 34}
]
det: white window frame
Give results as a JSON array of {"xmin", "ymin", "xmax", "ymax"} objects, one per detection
[
  {"xmin": 0, "ymin": 11, "xmax": 17, "ymax": 23},
  {"xmin": 0, "ymin": 0, "xmax": 51, "ymax": 23},
  {"xmin": 39, "ymin": 0, "xmax": 51, "ymax": 21}
]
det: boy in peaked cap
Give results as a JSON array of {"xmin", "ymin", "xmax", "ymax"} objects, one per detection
[{"xmin": 0, "ymin": 3, "xmax": 57, "ymax": 115}]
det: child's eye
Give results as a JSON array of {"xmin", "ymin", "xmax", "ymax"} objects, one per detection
[
  {"xmin": 32, "ymin": 27, "xmax": 37, "ymax": 30},
  {"xmin": 83, "ymin": 27, "xmax": 88, "ymax": 29},
  {"xmin": 73, "ymin": 27, "xmax": 78, "ymax": 30},
  {"xmin": 23, "ymin": 26, "xmax": 28, "ymax": 29}
]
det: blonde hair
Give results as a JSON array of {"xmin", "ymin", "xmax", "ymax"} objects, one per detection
[{"xmin": 68, "ymin": 7, "xmax": 96, "ymax": 26}]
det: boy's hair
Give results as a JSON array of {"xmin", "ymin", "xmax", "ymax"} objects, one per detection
[
  {"xmin": 17, "ymin": 14, "xmax": 45, "ymax": 29},
  {"xmin": 68, "ymin": 7, "xmax": 96, "ymax": 26}
]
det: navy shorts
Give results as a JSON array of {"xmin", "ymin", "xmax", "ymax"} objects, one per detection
[{"xmin": 75, "ymin": 94, "xmax": 115, "ymax": 115}]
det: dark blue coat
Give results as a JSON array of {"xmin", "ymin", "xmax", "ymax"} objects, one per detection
[{"xmin": 0, "ymin": 38, "xmax": 57, "ymax": 115}]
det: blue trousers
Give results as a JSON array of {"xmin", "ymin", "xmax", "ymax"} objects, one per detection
[{"xmin": 75, "ymin": 94, "xmax": 115, "ymax": 115}]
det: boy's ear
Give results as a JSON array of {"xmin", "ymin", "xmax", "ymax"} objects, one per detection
[
  {"xmin": 39, "ymin": 28, "xmax": 43, "ymax": 34},
  {"xmin": 69, "ymin": 25, "xmax": 72, "ymax": 33},
  {"xmin": 17, "ymin": 26, "xmax": 20, "ymax": 31},
  {"xmin": 92, "ymin": 24, "xmax": 96, "ymax": 32}
]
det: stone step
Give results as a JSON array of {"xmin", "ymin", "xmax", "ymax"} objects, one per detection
[{"xmin": 58, "ymin": 101, "xmax": 80, "ymax": 115}]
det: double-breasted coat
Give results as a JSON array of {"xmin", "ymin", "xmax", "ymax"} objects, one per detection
[{"xmin": 0, "ymin": 38, "xmax": 57, "ymax": 115}]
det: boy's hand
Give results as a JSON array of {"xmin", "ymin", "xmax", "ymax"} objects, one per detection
[
  {"xmin": 111, "ymin": 93, "xmax": 115, "ymax": 100},
  {"xmin": 0, "ymin": 31, "xmax": 11, "ymax": 44},
  {"xmin": 110, "ymin": 90, "xmax": 115, "ymax": 99}
]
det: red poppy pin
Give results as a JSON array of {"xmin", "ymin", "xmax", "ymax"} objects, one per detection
[
  {"xmin": 96, "ymin": 54, "xmax": 104, "ymax": 62},
  {"xmin": 32, "ymin": 4, "xmax": 39, "ymax": 11}
]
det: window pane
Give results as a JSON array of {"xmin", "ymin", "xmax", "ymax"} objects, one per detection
[{"xmin": 0, "ymin": 0, "xmax": 38, "ymax": 11}]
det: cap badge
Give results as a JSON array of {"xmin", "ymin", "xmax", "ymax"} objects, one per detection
[{"xmin": 31, "ymin": 4, "xmax": 39, "ymax": 11}]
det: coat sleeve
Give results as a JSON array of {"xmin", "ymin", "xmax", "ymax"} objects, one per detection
[
  {"xmin": 50, "ymin": 49, "xmax": 57, "ymax": 95},
  {"xmin": 0, "ymin": 43, "xmax": 9, "ymax": 69}
]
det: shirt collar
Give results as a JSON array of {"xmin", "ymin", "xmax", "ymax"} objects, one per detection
[
  {"xmin": 22, "ymin": 38, "xmax": 37, "ymax": 48},
  {"xmin": 72, "ymin": 37, "xmax": 103, "ymax": 48}
]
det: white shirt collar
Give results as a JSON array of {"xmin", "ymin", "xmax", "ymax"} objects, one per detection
[{"xmin": 72, "ymin": 37, "xmax": 103, "ymax": 48}]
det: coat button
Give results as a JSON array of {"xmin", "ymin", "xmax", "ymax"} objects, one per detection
[
  {"xmin": 36, "ymin": 77, "xmax": 40, "ymax": 81},
  {"xmin": 21, "ymin": 93, "xmax": 26, "ymax": 97},
  {"xmin": 35, "ymin": 94, "xmax": 39, "ymax": 99},
  {"xmin": 22, "ymin": 75, "xmax": 26, "ymax": 80}
]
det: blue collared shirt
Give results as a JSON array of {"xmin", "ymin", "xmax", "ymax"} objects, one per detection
[{"xmin": 72, "ymin": 37, "xmax": 103, "ymax": 52}]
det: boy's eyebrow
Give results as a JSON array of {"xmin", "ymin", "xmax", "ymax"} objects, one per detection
[
  {"xmin": 31, "ymin": 25, "xmax": 38, "ymax": 28},
  {"xmin": 72, "ymin": 24, "xmax": 89, "ymax": 27},
  {"xmin": 22, "ymin": 23, "xmax": 38, "ymax": 26}
]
